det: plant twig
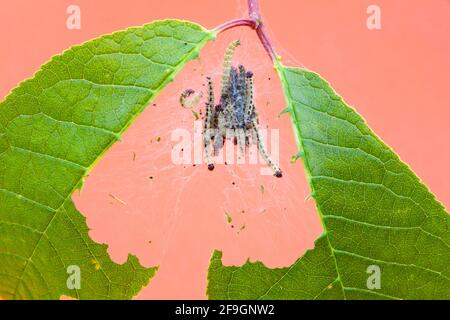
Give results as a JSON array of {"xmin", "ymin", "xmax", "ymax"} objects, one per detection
[
  {"xmin": 214, "ymin": 18, "xmax": 257, "ymax": 34},
  {"xmin": 248, "ymin": 0, "xmax": 278, "ymax": 62},
  {"xmin": 214, "ymin": 0, "xmax": 278, "ymax": 63}
]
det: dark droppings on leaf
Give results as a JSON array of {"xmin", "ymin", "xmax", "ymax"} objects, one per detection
[{"xmin": 208, "ymin": 163, "xmax": 215, "ymax": 171}]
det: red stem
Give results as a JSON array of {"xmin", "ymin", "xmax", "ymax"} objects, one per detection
[
  {"xmin": 247, "ymin": 0, "xmax": 261, "ymax": 22},
  {"xmin": 215, "ymin": 0, "xmax": 278, "ymax": 63},
  {"xmin": 214, "ymin": 18, "xmax": 257, "ymax": 34}
]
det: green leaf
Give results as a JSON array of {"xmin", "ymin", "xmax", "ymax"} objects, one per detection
[
  {"xmin": 207, "ymin": 63, "xmax": 450, "ymax": 300},
  {"xmin": 0, "ymin": 20, "xmax": 214, "ymax": 299}
]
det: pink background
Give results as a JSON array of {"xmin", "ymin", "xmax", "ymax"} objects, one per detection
[{"xmin": 1, "ymin": 0, "xmax": 449, "ymax": 299}]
